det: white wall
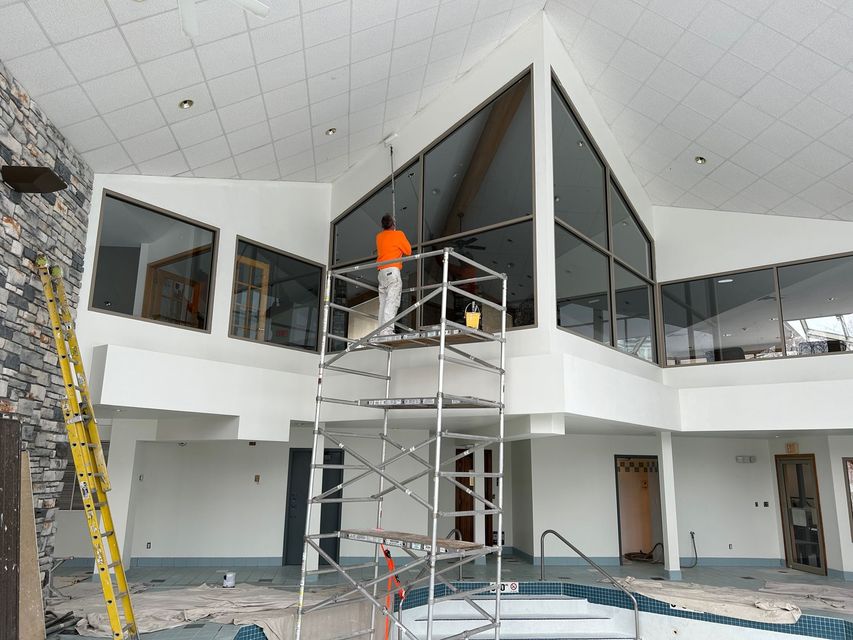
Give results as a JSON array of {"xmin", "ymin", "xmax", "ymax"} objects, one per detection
[{"xmin": 510, "ymin": 439, "xmax": 534, "ymax": 556}]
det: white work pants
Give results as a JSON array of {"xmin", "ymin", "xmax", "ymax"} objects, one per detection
[{"xmin": 377, "ymin": 267, "xmax": 402, "ymax": 336}]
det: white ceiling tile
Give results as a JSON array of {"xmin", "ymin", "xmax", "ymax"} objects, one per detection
[
  {"xmin": 715, "ymin": 102, "xmax": 773, "ymax": 138},
  {"xmin": 83, "ymin": 67, "xmax": 152, "ymax": 114},
  {"xmin": 120, "ymin": 10, "xmax": 192, "ymax": 63},
  {"xmin": 821, "ymin": 119, "xmax": 853, "ymax": 156},
  {"xmin": 742, "ymin": 75, "xmax": 804, "ymax": 118},
  {"xmin": 197, "ymin": 33, "xmax": 255, "ymax": 78},
  {"xmin": 662, "ymin": 104, "xmax": 712, "ymax": 139},
  {"xmin": 589, "ymin": 89, "xmax": 625, "ymax": 124},
  {"xmin": 430, "ymin": 26, "xmax": 471, "ymax": 62},
  {"xmin": 764, "ymin": 160, "xmax": 821, "ymax": 193},
  {"xmin": 384, "ymin": 89, "xmax": 419, "ymax": 121},
  {"xmin": 799, "ymin": 180, "xmax": 853, "ymax": 212},
  {"xmin": 307, "ymin": 66, "xmax": 349, "ymax": 101},
  {"xmin": 170, "ymin": 111, "xmax": 224, "ymax": 147},
  {"xmin": 388, "ymin": 67, "xmax": 425, "ymax": 100},
  {"xmin": 235, "ymin": 144, "xmax": 276, "ymax": 173},
  {"xmin": 278, "ymin": 149, "xmax": 315, "ymax": 175},
  {"xmin": 705, "ymin": 53, "xmax": 764, "ymax": 98},
  {"xmin": 718, "ymin": 0, "xmax": 772, "ymax": 19},
  {"xmin": 729, "ymin": 21, "xmax": 797, "ymax": 72},
  {"xmin": 352, "ymin": 53, "xmax": 391, "ymax": 88},
  {"xmin": 310, "ymin": 93, "xmax": 349, "ymax": 123},
  {"xmin": 572, "ymin": 19, "xmax": 623, "ymax": 64},
  {"xmin": 630, "ymin": 142, "xmax": 674, "ymax": 173},
  {"xmin": 282, "ymin": 166, "xmax": 318, "ymax": 181},
  {"xmin": 313, "ymin": 136, "xmax": 348, "ymax": 160},
  {"xmin": 688, "ymin": 0, "xmax": 752, "ymax": 50},
  {"xmin": 305, "ymin": 37, "xmax": 351, "ymax": 77},
  {"xmin": 398, "ymin": 0, "xmax": 440, "ymax": 18},
  {"xmin": 773, "ymin": 195, "xmax": 825, "ymax": 218},
  {"xmin": 123, "ymin": 127, "xmax": 179, "ymax": 163},
  {"xmin": 247, "ymin": 0, "xmax": 300, "ymax": 27},
  {"xmin": 0, "ymin": 3, "xmax": 48, "ymax": 60},
  {"xmin": 62, "ymin": 116, "xmax": 116, "ymax": 153},
  {"xmin": 689, "ymin": 177, "xmax": 738, "ymax": 207},
  {"xmin": 570, "ymin": 50, "xmax": 608, "ymax": 85},
  {"xmin": 242, "ymin": 162, "xmax": 281, "ymax": 180},
  {"xmin": 81, "ymin": 143, "xmax": 132, "ymax": 172},
  {"xmin": 681, "ymin": 80, "xmax": 736, "ymax": 121},
  {"xmin": 548, "ymin": 3, "xmax": 584, "ymax": 48},
  {"xmin": 728, "ymin": 142, "xmax": 784, "ymax": 175},
  {"xmin": 781, "ymin": 96, "xmax": 845, "ymax": 138},
  {"xmin": 349, "ymin": 103, "xmax": 386, "ymax": 131},
  {"xmin": 647, "ymin": 0, "xmax": 705, "ymax": 28},
  {"xmin": 609, "ymin": 40, "xmax": 660, "ymax": 82},
  {"xmin": 394, "ymin": 7, "xmax": 440, "ymax": 48},
  {"xmin": 156, "ymin": 83, "xmax": 215, "ymax": 123},
  {"xmin": 477, "ymin": 0, "xmax": 513, "ymax": 20},
  {"xmin": 708, "ymin": 160, "xmax": 759, "ymax": 192},
  {"xmin": 269, "ymin": 107, "xmax": 311, "ymax": 139},
  {"xmin": 644, "ymin": 125, "xmax": 690, "ymax": 157},
  {"xmin": 302, "ymin": 1, "xmax": 351, "ymax": 47},
  {"xmin": 273, "ymin": 129, "xmax": 313, "ymax": 159},
  {"xmin": 208, "ymin": 68, "xmax": 262, "ymax": 108},
  {"xmin": 193, "ymin": 157, "xmax": 238, "ymax": 179},
  {"xmin": 644, "ymin": 175, "xmax": 685, "ymax": 202},
  {"xmin": 666, "ymin": 31, "xmax": 725, "ymax": 77},
  {"xmin": 140, "ymin": 50, "xmax": 206, "ymax": 97},
  {"xmin": 626, "ymin": 10, "xmax": 683, "ymax": 57},
  {"xmin": 419, "ymin": 79, "xmax": 451, "ymax": 110},
  {"xmin": 754, "ymin": 120, "xmax": 812, "ymax": 158},
  {"xmin": 695, "ymin": 123, "xmax": 748, "ymax": 158},
  {"xmin": 813, "ymin": 69, "xmax": 853, "ymax": 113},
  {"xmin": 759, "ymin": 0, "xmax": 833, "ymax": 43},
  {"xmin": 720, "ymin": 192, "xmax": 768, "ymax": 214},
  {"xmin": 611, "ymin": 107, "xmax": 657, "ymax": 141},
  {"xmin": 771, "ymin": 46, "xmax": 840, "ymax": 94},
  {"xmin": 790, "ymin": 140, "xmax": 850, "ymax": 175},
  {"xmin": 264, "ymin": 81, "xmax": 310, "ymax": 117},
  {"xmin": 5, "ymin": 48, "xmax": 75, "ymax": 96},
  {"xmin": 391, "ymin": 40, "xmax": 432, "ymax": 76},
  {"xmin": 435, "ymin": 0, "xmax": 478, "ymax": 34},
  {"xmin": 107, "ymin": 0, "xmax": 174, "ymax": 24},
  {"xmin": 827, "ymin": 162, "xmax": 853, "ymax": 191},
  {"xmin": 257, "ymin": 52, "xmax": 306, "ymax": 92},
  {"xmin": 352, "ymin": 22, "xmax": 396, "ymax": 62},
  {"xmin": 588, "ymin": 0, "xmax": 642, "ymax": 36},
  {"xmin": 352, "ymin": 0, "xmax": 397, "ymax": 32},
  {"xmin": 27, "ymin": 0, "xmax": 114, "ymax": 43},
  {"xmin": 34, "ymin": 85, "xmax": 97, "ymax": 128},
  {"xmin": 469, "ymin": 11, "xmax": 509, "ymax": 49},
  {"xmin": 183, "ymin": 135, "xmax": 232, "ymax": 169},
  {"xmin": 802, "ymin": 12, "xmax": 853, "ymax": 66},
  {"xmin": 645, "ymin": 60, "xmax": 699, "ymax": 101},
  {"xmin": 137, "ymin": 150, "xmax": 190, "ymax": 176},
  {"xmin": 594, "ymin": 66, "xmax": 642, "ymax": 104},
  {"xmin": 218, "ymin": 95, "xmax": 268, "ymax": 132},
  {"xmin": 349, "ymin": 125, "xmax": 383, "ymax": 151},
  {"xmin": 192, "ymin": 0, "xmax": 248, "ymax": 45},
  {"xmin": 672, "ymin": 192, "xmax": 715, "ymax": 209},
  {"xmin": 102, "ymin": 100, "xmax": 166, "ymax": 140},
  {"xmin": 249, "ymin": 16, "xmax": 303, "ymax": 63},
  {"xmin": 316, "ymin": 154, "xmax": 349, "ymax": 180}
]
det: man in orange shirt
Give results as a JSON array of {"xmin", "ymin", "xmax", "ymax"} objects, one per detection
[{"xmin": 376, "ymin": 214, "xmax": 411, "ymax": 336}]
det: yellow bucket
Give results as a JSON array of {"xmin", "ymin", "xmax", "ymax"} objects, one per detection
[{"xmin": 464, "ymin": 302, "xmax": 481, "ymax": 329}]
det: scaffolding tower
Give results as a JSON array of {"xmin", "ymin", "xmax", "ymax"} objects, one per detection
[{"xmin": 295, "ymin": 247, "xmax": 507, "ymax": 640}]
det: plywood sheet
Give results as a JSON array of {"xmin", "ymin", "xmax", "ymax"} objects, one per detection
[{"xmin": 19, "ymin": 451, "xmax": 45, "ymax": 640}]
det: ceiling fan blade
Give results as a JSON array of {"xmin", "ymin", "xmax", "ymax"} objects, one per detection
[
  {"xmin": 177, "ymin": 0, "xmax": 199, "ymax": 39},
  {"xmin": 229, "ymin": 0, "xmax": 270, "ymax": 18}
]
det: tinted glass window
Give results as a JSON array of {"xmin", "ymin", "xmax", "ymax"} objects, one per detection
[
  {"xmin": 611, "ymin": 183, "xmax": 651, "ymax": 278},
  {"xmin": 333, "ymin": 162, "xmax": 420, "ymax": 264},
  {"xmin": 555, "ymin": 226, "xmax": 611, "ymax": 345},
  {"xmin": 615, "ymin": 265, "xmax": 655, "ymax": 362},
  {"xmin": 92, "ymin": 194, "xmax": 215, "ymax": 330},
  {"xmin": 779, "ymin": 255, "xmax": 853, "ymax": 355},
  {"xmin": 423, "ymin": 75, "xmax": 532, "ymax": 242},
  {"xmin": 552, "ymin": 85, "xmax": 607, "ymax": 247},
  {"xmin": 661, "ymin": 269, "xmax": 782, "ymax": 364},
  {"xmin": 422, "ymin": 222, "xmax": 534, "ymax": 331},
  {"xmin": 230, "ymin": 240, "xmax": 321, "ymax": 351}
]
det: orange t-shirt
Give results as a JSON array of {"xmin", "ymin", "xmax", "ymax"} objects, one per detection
[{"xmin": 376, "ymin": 229, "xmax": 412, "ymax": 270}]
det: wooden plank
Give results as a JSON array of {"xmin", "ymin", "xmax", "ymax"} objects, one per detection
[
  {"xmin": 340, "ymin": 528, "xmax": 484, "ymax": 553},
  {"xmin": 19, "ymin": 450, "xmax": 45, "ymax": 640},
  {"xmin": 0, "ymin": 417, "xmax": 21, "ymax": 640}
]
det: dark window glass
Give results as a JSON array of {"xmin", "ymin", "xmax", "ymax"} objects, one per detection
[
  {"xmin": 610, "ymin": 183, "xmax": 651, "ymax": 278},
  {"xmin": 552, "ymin": 85, "xmax": 607, "ymax": 247},
  {"xmin": 92, "ymin": 194, "xmax": 215, "ymax": 330},
  {"xmin": 422, "ymin": 222, "xmax": 534, "ymax": 331},
  {"xmin": 555, "ymin": 226, "xmax": 611, "ymax": 345},
  {"xmin": 779, "ymin": 255, "xmax": 853, "ymax": 356},
  {"xmin": 661, "ymin": 269, "xmax": 782, "ymax": 365},
  {"xmin": 229, "ymin": 240, "xmax": 322, "ymax": 351},
  {"xmin": 615, "ymin": 265, "xmax": 655, "ymax": 362},
  {"xmin": 333, "ymin": 162, "xmax": 420, "ymax": 265},
  {"xmin": 422, "ymin": 75, "xmax": 532, "ymax": 243}
]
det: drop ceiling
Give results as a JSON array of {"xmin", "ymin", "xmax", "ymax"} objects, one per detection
[{"xmin": 2, "ymin": 0, "xmax": 853, "ymax": 222}]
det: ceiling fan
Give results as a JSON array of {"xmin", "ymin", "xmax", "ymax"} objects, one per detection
[{"xmin": 175, "ymin": 0, "xmax": 270, "ymax": 39}]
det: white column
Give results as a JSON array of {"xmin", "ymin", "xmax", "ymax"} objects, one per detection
[
  {"xmin": 658, "ymin": 431, "xmax": 682, "ymax": 580},
  {"xmin": 474, "ymin": 447, "xmax": 486, "ymax": 564},
  {"xmin": 305, "ymin": 431, "xmax": 325, "ymax": 573}
]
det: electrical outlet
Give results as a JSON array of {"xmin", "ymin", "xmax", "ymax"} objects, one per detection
[
  {"xmin": 146, "ymin": 541, "xmax": 151, "ymax": 549},
  {"xmin": 764, "ymin": 501, "xmax": 769, "ymax": 507},
  {"xmin": 754, "ymin": 501, "xmax": 758, "ymax": 507},
  {"xmin": 139, "ymin": 474, "xmax": 144, "ymax": 482},
  {"xmin": 728, "ymin": 543, "xmax": 733, "ymax": 550},
  {"xmin": 254, "ymin": 474, "xmax": 260, "ymax": 484}
]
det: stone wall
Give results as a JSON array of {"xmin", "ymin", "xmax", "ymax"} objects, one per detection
[{"xmin": 0, "ymin": 59, "xmax": 93, "ymax": 580}]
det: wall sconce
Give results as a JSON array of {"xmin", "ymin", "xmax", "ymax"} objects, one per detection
[{"xmin": 1, "ymin": 165, "xmax": 67, "ymax": 193}]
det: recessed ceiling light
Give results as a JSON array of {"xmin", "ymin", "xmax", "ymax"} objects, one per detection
[
  {"xmin": 178, "ymin": 98, "xmax": 194, "ymax": 109},
  {"xmin": 769, "ymin": 317, "xmax": 778, "ymax": 321},
  {"xmin": 723, "ymin": 333, "xmax": 733, "ymax": 337},
  {"xmin": 717, "ymin": 278, "xmax": 734, "ymax": 284},
  {"xmin": 695, "ymin": 156, "xmax": 707, "ymax": 165},
  {"xmin": 827, "ymin": 297, "xmax": 837, "ymax": 302},
  {"xmin": 577, "ymin": 140, "xmax": 585, "ymax": 148},
  {"xmin": 325, "ymin": 127, "xmax": 337, "ymax": 136}
]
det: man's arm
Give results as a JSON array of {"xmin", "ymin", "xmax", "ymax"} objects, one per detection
[{"xmin": 399, "ymin": 232, "xmax": 412, "ymax": 256}]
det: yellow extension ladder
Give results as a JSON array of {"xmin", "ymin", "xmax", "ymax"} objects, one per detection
[{"xmin": 36, "ymin": 256, "xmax": 139, "ymax": 640}]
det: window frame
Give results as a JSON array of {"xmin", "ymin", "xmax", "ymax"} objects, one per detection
[
  {"xmin": 551, "ymin": 74, "xmax": 658, "ymax": 363},
  {"xmin": 658, "ymin": 248, "xmax": 853, "ymax": 367},
  {"xmin": 228, "ymin": 235, "xmax": 325, "ymax": 353},
  {"xmin": 88, "ymin": 189, "xmax": 220, "ymax": 334},
  {"xmin": 329, "ymin": 67, "xmax": 537, "ymax": 332}
]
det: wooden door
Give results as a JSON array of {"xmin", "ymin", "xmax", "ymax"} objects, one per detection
[
  {"xmin": 776, "ymin": 454, "xmax": 827, "ymax": 575},
  {"xmin": 455, "ymin": 449, "xmax": 474, "ymax": 542}
]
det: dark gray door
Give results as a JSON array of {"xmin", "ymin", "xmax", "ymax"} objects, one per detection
[{"xmin": 284, "ymin": 449, "xmax": 343, "ymax": 566}]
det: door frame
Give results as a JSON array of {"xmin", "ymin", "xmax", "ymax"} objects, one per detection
[
  {"xmin": 613, "ymin": 454, "xmax": 661, "ymax": 564},
  {"xmin": 774, "ymin": 454, "xmax": 828, "ymax": 576}
]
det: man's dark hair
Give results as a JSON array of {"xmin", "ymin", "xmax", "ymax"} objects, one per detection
[{"xmin": 381, "ymin": 214, "xmax": 395, "ymax": 230}]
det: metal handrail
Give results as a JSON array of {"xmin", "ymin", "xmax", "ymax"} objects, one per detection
[
  {"xmin": 539, "ymin": 529, "xmax": 640, "ymax": 640},
  {"xmin": 447, "ymin": 528, "xmax": 464, "ymax": 582}
]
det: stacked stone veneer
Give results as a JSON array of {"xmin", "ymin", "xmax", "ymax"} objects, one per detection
[{"xmin": 0, "ymin": 59, "xmax": 93, "ymax": 581}]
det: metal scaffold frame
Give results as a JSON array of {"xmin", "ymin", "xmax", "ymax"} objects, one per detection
[{"xmin": 295, "ymin": 247, "xmax": 507, "ymax": 640}]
